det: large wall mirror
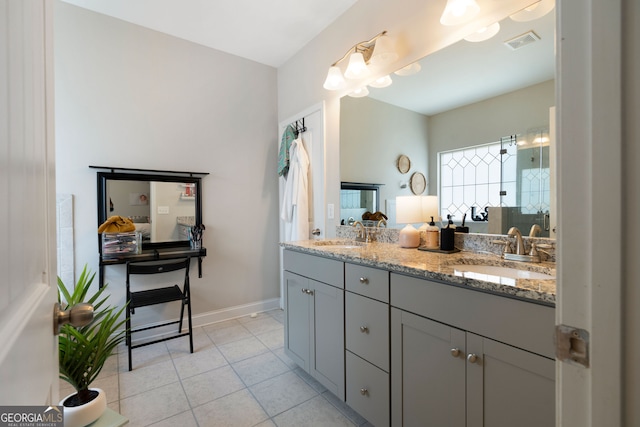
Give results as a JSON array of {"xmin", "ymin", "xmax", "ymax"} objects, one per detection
[
  {"xmin": 340, "ymin": 7, "xmax": 555, "ymax": 236},
  {"xmin": 96, "ymin": 169, "xmax": 204, "ymax": 249}
]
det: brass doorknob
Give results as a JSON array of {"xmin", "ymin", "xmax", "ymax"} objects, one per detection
[{"xmin": 53, "ymin": 302, "xmax": 93, "ymax": 335}]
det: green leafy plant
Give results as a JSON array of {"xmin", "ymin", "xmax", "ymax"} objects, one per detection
[{"xmin": 58, "ymin": 265, "xmax": 127, "ymax": 406}]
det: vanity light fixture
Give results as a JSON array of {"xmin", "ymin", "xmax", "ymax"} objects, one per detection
[
  {"xmin": 369, "ymin": 75, "xmax": 393, "ymax": 88},
  {"xmin": 440, "ymin": 0, "xmax": 481, "ymax": 26},
  {"xmin": 348, "ymin": 86, "xmax": 370, "ymax": 98},
  {"xmin": 394, "ymin": 62, "xmax": 422, "ymax": 76},
  {"xmin": 323, "ymin": 31, "xmax": 396, "ymax": 91},
  {"xmin": 464, "ymin": 22, "xmax": 501, "ymax": 42},
  {"xmin": 510, "ymin": 0, "xmax": 555, "ymax": 22}
]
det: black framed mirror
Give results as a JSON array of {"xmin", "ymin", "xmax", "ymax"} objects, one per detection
[{"xmin": 93, "ymin": 167, "xmax": 206, "ymax": 251}]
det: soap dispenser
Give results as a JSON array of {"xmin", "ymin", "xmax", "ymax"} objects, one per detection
[
  {"xmin": 440, "ymin": 215, "xmax": 455, "ymax": 251},
  {"xmin": 425, "ymin": 216, "xmax": 439, "ymax": 249}
]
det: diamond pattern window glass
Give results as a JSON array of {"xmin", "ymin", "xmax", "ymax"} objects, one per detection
[{"xmin": 438, "ymin": 141, "xmax": 510, "ymax": 219}]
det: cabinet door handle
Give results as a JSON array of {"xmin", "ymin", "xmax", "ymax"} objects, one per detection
[
  {"xmin": 360, "ymin": 388, "xmax": 369, "ymax": 396},
  {"xmin": 450, "ymin": 348, "xmax": 461, "ymax": 357},
  {"xmin": 301, "ymin": 288, "xmax": 308, "ymax": 294},
  {"xmin": 360, "ymin": 326, "xmax": 369, "ymax": 333},
  {"xmin": 359, "ymin": 277, "xmax": 369, "ymax": 284},
  {"xmin": 306, "ymin": 289, "xmax": 314, "ymax": 295},
  {"xmin": 467, "ymin": 353, "xmax": 478, "ymax": 364}
]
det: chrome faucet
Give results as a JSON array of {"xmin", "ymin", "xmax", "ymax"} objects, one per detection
[
  {"xmin": 376, "ymin": 218, "xmax": 387, "ymax": 228},
  {"xmin": 507, "ymin": 227, "xmax": 526, "ymax": 255}
]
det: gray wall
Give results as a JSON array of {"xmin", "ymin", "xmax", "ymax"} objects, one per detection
[
  {"xmin": 54, "ymin": 2, "xmax": 280, "ymax": 321},
  {"xmin": 340, "ymin": 96, "xmax": 429, "ymax": 215},
  {"xmin": 428, "ymin": 79, "xmax": 555, "ymax": 192}
]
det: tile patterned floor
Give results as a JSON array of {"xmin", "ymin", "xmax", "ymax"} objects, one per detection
[{"xmin": 59, "ymin": 309, "xmax": 372, "ymax": 427}]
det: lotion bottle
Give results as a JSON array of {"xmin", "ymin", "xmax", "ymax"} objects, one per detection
[{"xmin": 425, "ymin": 216, "xmax": 439, "ymax": 249}]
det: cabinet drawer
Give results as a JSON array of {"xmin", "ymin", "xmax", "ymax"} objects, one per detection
[
  {"xmin": 346, "ymin": 351, "xmax": 389, "ymax": 427},
  {"xmin": 390, "ymin": 273, "xmax": 555, "ymax": 359},
  {"xmin": 345, "ymin": 263, "xmax": 389, "ymax": 302},
  {"xmin": 345, "ymin": 292, "xmax": 389, "ymax": 370},
  {"xmin": 283, "ymin": 250, "xmax": 344, "ymax": 288}
]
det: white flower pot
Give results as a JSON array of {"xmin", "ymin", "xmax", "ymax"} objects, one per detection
[{"xmin": 60, "ymin": 388, "xmax": 106, "ymax": 427}]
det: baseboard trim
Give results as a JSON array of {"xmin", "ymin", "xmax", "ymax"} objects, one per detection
[{"xmin": 126, "ymin": 298, "xmax": 282, "ymax": 343}]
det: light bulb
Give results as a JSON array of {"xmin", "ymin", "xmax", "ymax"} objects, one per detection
[
  {"xmin": 369, "ymin": 75, "xmax": 392, "ymax": 88},
  {"xmin": 348, "ymin": 86, "xmax": 370, "ymax": 98},
  {"xmin": 440, "ymin": 0, "xmax": 480, "ymax": 26},
  {"xmin": 464, "ymin": 22, "xmax": 501, "ymax": 42}
]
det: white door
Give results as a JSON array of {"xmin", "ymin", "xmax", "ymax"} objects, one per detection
[
  {"xmin": 556, "ymin": 0, "xmax": 624, "ymax": 425},
  {"xmin": 278, "ymin": 103, "xmax": 326, "ymax": 307},
  {"xmin": 0, "ymin": 0, "xmax": 59, "ymax": 405}
]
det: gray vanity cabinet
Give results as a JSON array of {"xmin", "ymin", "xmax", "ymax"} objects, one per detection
[
  {"xmin": 390, "ymin": 273, "xmax": 555, "ymax": 427},
  {"xmin": 283, "ymin": 250, "xmax": 345, "ymax": 400},
  {"xmin": 344, "ymin": 263, "xmax": 390, "ymax": 427}
]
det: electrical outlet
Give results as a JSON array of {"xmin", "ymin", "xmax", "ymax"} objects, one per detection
[
  {"xmin": 327, "ymin": 203, "xmax": 334, "ymax": 219},
  {"xmin": 157, "ymin": 206, "xmax": 170, "ymax": 214}
]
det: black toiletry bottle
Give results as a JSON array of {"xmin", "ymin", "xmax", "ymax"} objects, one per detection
[{"xmin": 440, "ymin": 215, "xmax": 455, "ymax": 251}]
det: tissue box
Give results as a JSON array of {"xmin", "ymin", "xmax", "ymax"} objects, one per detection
[{"xmin": 101, "ymin": 232, "xmax": 142, "ymax": 255}]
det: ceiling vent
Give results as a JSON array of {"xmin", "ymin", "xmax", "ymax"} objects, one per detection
[{"xmin": 504, "ymin": 31, "xmax": 540, "ymax": 50}]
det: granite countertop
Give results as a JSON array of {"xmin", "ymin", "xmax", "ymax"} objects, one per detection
[{"xmin": 281, "ymin": 239, "xmax": 556, "ymax": 306}]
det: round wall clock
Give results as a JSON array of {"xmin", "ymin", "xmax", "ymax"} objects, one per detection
[
  {"xmin": 410, "ymin": 172, "xmax": 426, "ymax": 195},
  {"xmin": 397, "ymin": 155, "xmax": 411, "ymax": 174}
]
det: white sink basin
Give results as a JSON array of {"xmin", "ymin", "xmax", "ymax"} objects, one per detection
[{"xmin": 450, "ymin": 264, "xmax": 555, "ymax": 280}]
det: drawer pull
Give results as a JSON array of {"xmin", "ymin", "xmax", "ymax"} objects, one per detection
[
  {"xmin": 360, "ymin": 388, "xmax": 369, "ymax": 396},
  {"xmin": 450, "ymin": 348, "xmax": 461, "ymax": 357},
  {"xmin": 467, "ymin": 353, "xmax": 478, "ymax": 364},
  {"xmin": 360, "ymin": 326, "xmax": 369, "ymax": 333},
  {"xmin": 301, "ymin": 288, "xmax": 307, "ymax": 294},
  {"xmin": 359, "ymin": 277, "xmax": 369, "ymax": 284},
  {"xmin": 301, "ymin": 288, "xmax": 314, "ymax": 295}
]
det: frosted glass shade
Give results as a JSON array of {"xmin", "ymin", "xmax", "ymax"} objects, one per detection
[
  {"xmin": 323, "ymin": 66, "xmax": 346, "ymax": 90},
  {"xmin": 369, "ymin": 34, "xmax": 398, "ymax": 67},
  {"xmin": 369, "ymin": 75, "xmax": 392, "ymax": 88},
  {"xmin": 348, "ymin": 86, "xmax": 370, "ymax": 98},
  {"xmin": 510, "ymin": 0, "xmax": 555, "ymax": 22},
  {"xmin": 344, "ymin": 52, "xmax": 370, "ymax": 79},
  {"xmin": 394, "ymin": 62, "xmax": 422, "ymax": 76},
  {"xmin": 440, "ymin": 0, "xmax": 480, "ymax": 26},
  {"xmin": 464, "ymin": 22, "xmax": 501, "ymax": 42}
]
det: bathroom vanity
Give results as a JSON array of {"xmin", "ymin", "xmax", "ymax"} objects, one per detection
[{"xmin": 281, "ymin": 240, "xmax": 555, "ymax": 427}]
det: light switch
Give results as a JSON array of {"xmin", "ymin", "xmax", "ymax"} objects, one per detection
[
  {"xmin": 327, "ymin": 204, "xmax": 334, "ymax": 219},
  {"xmin": 158, "ymin": 206, "xmax": 170, "ymax": 214}
]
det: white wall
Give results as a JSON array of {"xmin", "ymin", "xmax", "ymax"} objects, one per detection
[{"xmin": 54, "ymin": 2, "xmax": 280, "ymax": 319}]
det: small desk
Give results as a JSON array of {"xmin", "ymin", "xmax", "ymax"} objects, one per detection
[{"xmin": 99, "ymin": 247, "xmax": 206, "ymax": 288}]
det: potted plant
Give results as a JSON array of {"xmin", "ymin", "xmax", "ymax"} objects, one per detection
[{"xmin": 58, "ymin": 265, "xmax": 127, "ymax": 427}]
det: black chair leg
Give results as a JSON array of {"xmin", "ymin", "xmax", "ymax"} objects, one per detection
[{"xmin": 187, "ymin": 298, "xmax": 194, "ymax": 354}]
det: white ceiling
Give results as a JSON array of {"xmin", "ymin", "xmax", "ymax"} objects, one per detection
[
  {"xmin": 59, "ymin": 0, "xmax": 554, "ymax": 115},
  {"xmin": 367, "ymin": 10, "xmax": 555, "ymax": 116},
  {"xmin": 60, "ymin": 0, "xmax": 358, "ymax": 68}
]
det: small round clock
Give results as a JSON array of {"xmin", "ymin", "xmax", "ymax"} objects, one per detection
[
  {"xmin": 410, "ymin": 172, "xmax": 426, "ymax": 195},
  {"xmin": 397, "ymin": 155, "xmax": 411, "ymax": 174}
]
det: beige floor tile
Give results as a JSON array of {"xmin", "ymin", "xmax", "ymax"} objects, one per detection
[
  {"xmin": 181, "ymin": 365, "xmax": 245, "ymax": 407},
  {"xmin": 272, "ymin": 395, "xmax": 357, "ymax": 427},
  {"xmin": 250, "ymin": 371, "xmax": 318, "ymax": 417},
  {"xmin": 91, "ymin": 374, "xmax": 119, "ymax": 403},
  {"xmin": 202, "ymin": 318, "xmax": 242, "ymax": 333},
  {"xmin": 241, "ymin": 316, "xmax": 283, "ymax": 335},
  {"xmin": 218, "ymin": 336, "xmax": 269, "ymax": 363},
  {"xmin": 231, "ymin": 351, "xmax": 290, "ymax": 386},
  {"xmin": 293, "ymin": 366, "xmax": 328, "ymax": 394},
  {"xmin": 119, "ymin": 341, "xmax": 171, "ymax": 372},
  {"xmin": 166, "ymin": 327, "xmax": 214, "ymax": 358},
  {"xmin": 272, "ymin": 347, "xmax": 299, "ymax": 370},
  {"xmin": 119, "ymin": 360, "xmax": 178, "ymax": 398},
  {"xmin": 255, "ymin": 327, "xmax": 285, "ymax": 350},
  {"xmin": 192, "ymin": 389, "xmax": 268, "ymax": 427},
  {"xmin": 322, "ymin": 390, "xmax": 368, "ymax": 426},
  {"xmin": 120, "ymin": 381, "xmax": 190, "ymax": 427},
  {"xmin": 172, "ymin": 346, "xmax": 228, "ymax": 379},
  {"xmin": 148, "ymin": 410, "xmax": 198, "ymax": 427},
  {"xmin": 205, "ymin": 323, "xmax": 253, "ymax": 345}
]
